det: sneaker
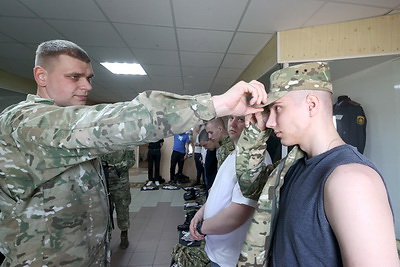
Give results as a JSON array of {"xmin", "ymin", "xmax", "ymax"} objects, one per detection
[
  {"xmin": 162, "ymin": 185, "xmax": 180, "ymax": 190},
  {"xmin": 155, "ymin": 181, "xmax": 160, "ymax": 186},
  {"xmin": 146, "ymin": 181, "xmax": 153, "ymax": 186}
]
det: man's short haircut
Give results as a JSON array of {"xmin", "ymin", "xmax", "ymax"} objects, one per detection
[
  {"xmin": 198, "ymin": 129, "xmax": 209, "ymax": 142},
  {"xmin": 35, "ymin": 39, "xmax": 91, "ymax": 67},
  {"xmin": 206, "ymin": 117, "xmax": 226, "ymax": 130}
]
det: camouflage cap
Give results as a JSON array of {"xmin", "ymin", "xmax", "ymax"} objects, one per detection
[{"xmin": 263, "ymin": 62, "xmax": 332, "ymax": 106}]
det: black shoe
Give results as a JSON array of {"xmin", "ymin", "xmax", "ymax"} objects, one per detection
[
  {"xmin": 183, "ymin": 188, "xmax": 196, "ymax": 201},
  {"xmin": 177, "ymin": 211, "xmax": 196, "ymax": 231},
  {"xmin": 120, "ymin": 230, "xmax": 129, "ymax": 249},
  {"xmin": 184, "ymin": 201, "xmax": 202, "ymax": 210},
  {"xmin": 175, "ymin": 173, "xmax": 190, "ymax": 184},
  {"xmin": 182, "ymin": 186, "xmax": 197, "ymax": 191}
]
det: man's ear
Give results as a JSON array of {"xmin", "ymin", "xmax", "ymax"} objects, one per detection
[
  {"xmin": 33, "ymin": 66, "xmax": 47, "ymax": 86},
  {"xmin": 306, "ymin": 94, "xmax": 319, "ymax": 116}
]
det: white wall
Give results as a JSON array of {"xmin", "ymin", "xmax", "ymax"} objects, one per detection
[{"xmin": 333, "ymin": 57, "xmax": 400, "ymax": 238}]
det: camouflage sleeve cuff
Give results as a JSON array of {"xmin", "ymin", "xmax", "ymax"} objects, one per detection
[
  {"xmin": 236, "ymin": 123, "xmax": 271, "ymax": 154},
  {"xmin": 192, "ymin": 93, "xmax": 217, "ymax": 122},
  {"xmin": 236, "ymin": 124, "xmax": 272, "ymax": 200}
]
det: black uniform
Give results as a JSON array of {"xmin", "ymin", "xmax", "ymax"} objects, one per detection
[
  {"xmin": 148, "ymin": 139, "xmax": 164, "ymax": 182},
  {"xmin": 333, "ymin": 95, "xmax": 367, "ymax": 154}
]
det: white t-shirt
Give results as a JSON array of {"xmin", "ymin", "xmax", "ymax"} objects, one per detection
[
  {"xmin": 264, "ymin": 149, "xmax": 272, "ymax": 165},
  {"xmin": 204, "ymin": 152, "xmax": 257, "ymax": 266}
]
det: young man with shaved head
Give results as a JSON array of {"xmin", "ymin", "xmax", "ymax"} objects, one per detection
[{"xmin": 236, "ymin": 62, "xmax": 399, "ymax": 266}]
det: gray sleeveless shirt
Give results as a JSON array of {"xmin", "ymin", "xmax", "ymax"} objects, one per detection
[{"xmin": 269, "ymin": 145, "xmax": 387, "ymax": 267}]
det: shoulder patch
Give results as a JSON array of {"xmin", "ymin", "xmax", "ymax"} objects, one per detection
[{"xmin": 356, "ymin": 116, "xmax": 365, "ymax": 125}]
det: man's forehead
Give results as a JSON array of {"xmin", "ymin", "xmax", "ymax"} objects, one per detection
[
  {"xmin": 51, "ymin": 54, "xmax": 92, "ymax": 70},
  {"xmin": 267, "ymin": 91, "xmax": 294, "ymax": 107},
  {"xmin": 267, "ymin": 99, "xmax": 283, "ymax": 109},
  {"xmin": 206, "ymin": 125, "xmax": 216, "ymax": 131}
]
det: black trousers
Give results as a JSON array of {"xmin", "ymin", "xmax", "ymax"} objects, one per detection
[
  {"xmin": 170, "ymin": 150, "xmax": 185, "ymax": 181},
  {"xmin": 148, "ymin": 148, "xmax": 161, "ymax": 181},
  {"xmin": 194, "ymin": 152, "xmax": 204, "ymax": 183}
]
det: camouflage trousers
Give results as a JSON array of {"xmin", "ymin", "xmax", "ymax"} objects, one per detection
[
  {"xmin": 108, "ymin": 170, "xmax": 131, "ymax": 231},
  {"xmin": 171, "ymin": 243, "xmax": 210, "ymax": 267}
]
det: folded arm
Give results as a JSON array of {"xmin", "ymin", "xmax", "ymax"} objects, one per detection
[{"xmin": 200, "ymin": 202, "xmax": 255, "ymax": 236}]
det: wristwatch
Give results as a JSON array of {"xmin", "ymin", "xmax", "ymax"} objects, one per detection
[{"xmin": 196, "ymin": 220, "xmax": 206, "ymax": 236}]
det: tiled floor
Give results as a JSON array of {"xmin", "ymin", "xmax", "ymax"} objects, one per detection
[{"xmin": 109, "ymin": 168, "xmax": 187, "ymax": 267}]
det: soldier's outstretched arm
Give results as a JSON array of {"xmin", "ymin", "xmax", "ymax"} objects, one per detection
[{"xmin": 212, "ymin": 80, "xmax": 267, "ymax": 119}]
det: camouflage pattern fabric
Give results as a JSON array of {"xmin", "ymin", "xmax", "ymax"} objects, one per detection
[
  {"xmin": 256, "ymin": 62, "xmax": 332, "ymax": 107},
  {"xmin": 217, "ymin": 135, "xmax": 235, "ymax": 168},
  {"xmin": 101, "ymin": 149, "xmax": 135, "ymax": 232},
  {"xmin": 235, "ymin": 124, "xmax": 305, "ymax": 266},
  {"xmin": 235, "ymin": 124, "xmax": 273, "ymax": 201},
  {"xmin": 0, "ymin": 91, "xmax": 216, "ymax": 267},
  {"xmin": 171, "ymin": 243, "xmax": 210, "ymax": 267}
]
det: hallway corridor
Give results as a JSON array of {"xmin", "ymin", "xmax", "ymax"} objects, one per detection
[{"xmin": 109, "ymin": 167, "xmax": 186, "ymax": 266}]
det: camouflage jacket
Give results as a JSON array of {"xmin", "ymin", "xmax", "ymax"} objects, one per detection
[
  {"xmin": 0, "ymin": 91, "xmax": 215, "ymax": 267},
  {"xmin": 235, "ymin": 124, "xmax": 305, "ymax": 266},
  {"xmin": 217, "ymin": 135, "xmax": 235, "ymax": 168}
]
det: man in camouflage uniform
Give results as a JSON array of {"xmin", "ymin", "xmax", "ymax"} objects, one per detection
[
  {"xmin": 101, "ymin": 149, "xmax": 135, "ymax": 249},
  {"xmin": 0, "ymin": 39, "xmax": 267, "ymax": 266},
  {"xmin": 236, "ymin": 62, "xmax": 398, "ymax": 266},
  {"xmin": 205, "ymin": 117, "xmax": 235, "ymax": 168}
]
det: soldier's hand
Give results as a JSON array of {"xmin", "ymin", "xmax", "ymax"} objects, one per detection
[
  {"xmin": 245, "ymin": 110, "xmax": 269, "ymax": 129},
  {"xmin": 189, "ymin": 213, "xmax": 205, "ymax": 240},
  {"xmin": 211, "ymin": 80, "xmax": 267, "ymax": 118}
]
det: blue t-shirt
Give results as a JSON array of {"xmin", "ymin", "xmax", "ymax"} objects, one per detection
[{"xmin": 173, "ymin": 133, "xmax": 190, "ymax": 153}]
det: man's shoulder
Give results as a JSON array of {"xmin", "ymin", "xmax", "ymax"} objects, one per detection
[
  {"xmin": 325, "ymin": 162, "xmax": 383, "ymax": 207},
  {"xmin": 329, "ymin": 163, "xmax": 380, "ymax": 183},
  {"xmin": 0, "ymin": 99, "xmax": 38, "ymax": 126}
]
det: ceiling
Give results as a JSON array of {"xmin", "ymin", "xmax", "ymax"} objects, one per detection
[{"xmin": 0, "ymin": 0, "xmax": 399, "ymax": 103}]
